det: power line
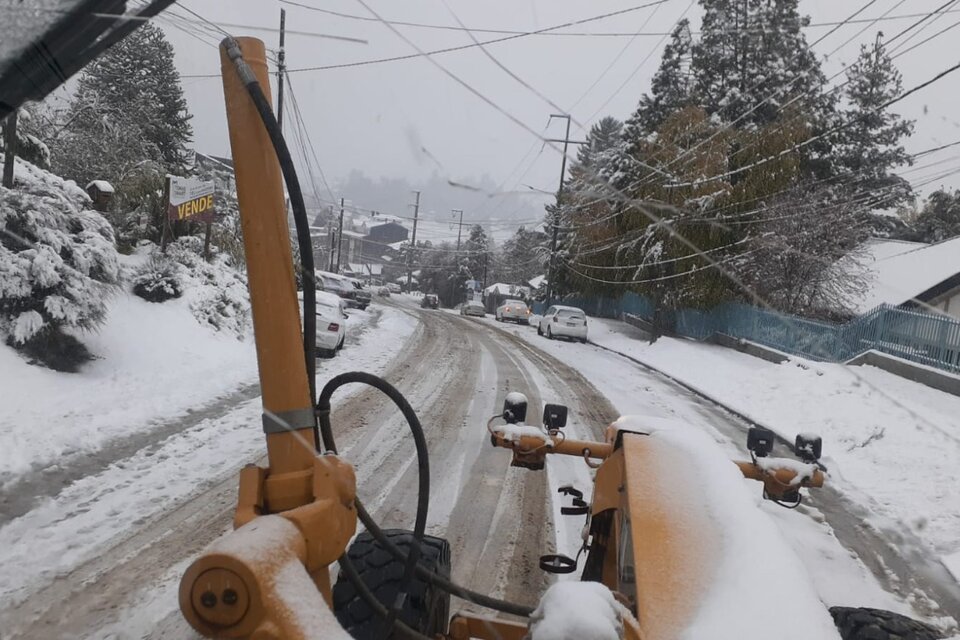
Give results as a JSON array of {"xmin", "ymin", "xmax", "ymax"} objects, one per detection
[{"xmin": 273, "ymin": 2, "xmax": 960, "ymax": 37}]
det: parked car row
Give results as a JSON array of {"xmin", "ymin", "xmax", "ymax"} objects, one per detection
[
  {"xmin": 316, "ymin": 270, "xmax": 371, "ymax": 311},
  {"xmin": 484, "ymin": 299, "xmax": 591, "ymax": 344},
  {"xmin": 416, "ymin": 294, "xmax": 590, "ymax": 346}
]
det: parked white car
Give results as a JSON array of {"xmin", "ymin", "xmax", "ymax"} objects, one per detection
[
  {"xmin": 299, "ymin": 290, "xmax": 348, "ymax": 357},
  {"xmin": 538, "ymin": 305, "xmax": 588, "ymax": 343},
  {"xmin": 495, "ymin": 299, "xmax": 531, "ymax": 323}
]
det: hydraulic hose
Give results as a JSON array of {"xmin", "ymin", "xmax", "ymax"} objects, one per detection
[
  {"xmin": 317, "ymin": 373, "xmax": 429, "ymax": 639},
  {"xmin": 317, "ymin": 373, "xmax": 536, "ymax": 620},
  {"xmin": 222, "ymin": 36, "xmax": 319, "ymax": 424}
]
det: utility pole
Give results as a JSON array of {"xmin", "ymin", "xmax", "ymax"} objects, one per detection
[
  {"xmin": 2, "ymin": 111, "xmax": 17, "ymax": 188},
  {"xmin": 335, "ymin": 197, "xmax": 345, "ymax": 272},
  {"xmin": 276, "ymin": 8, "xmax": 287, "ymax": 133},
  {"xmin": 327, "ymin": 210, "xmax": 336, "ymax": 271},
  {"xmin": 452, "ymin": 209, "xmax": 464, "ymax": 252},
  {"xmin": 544, "ymin": 113, "xmax": 581, "ymax": 307},
  {"xmin": 406, "ymin": 191, "xmax": 420, "ymax": 291}
]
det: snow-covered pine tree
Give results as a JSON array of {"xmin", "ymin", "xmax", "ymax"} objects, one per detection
[
  {"xmin": 632, "ymin": 20, "xmax": 694, "ymax": 133},
  {"xmin": 907, "ymin": 190, "xmax": 960, "ymax": 243},
  {"xmin": 495, "ymin": 226, "xmax": 546, "ymax": 286},
  {"xmin": 461, "ymin": 224, "xmax": 490, "ymax": 284},
  {"xmin": 837, "ymin": 34, "xmax": 914, "ymax": 213},
  {"xmin": 692, "ymin": 0, "xmax": 829, "ymax": 129},
  {"xmin": 78, "ymin": 23, "xmax": 193, "ymax": 174},
  {"xmin": 0, "ymin": 106, "xmax": 51, "ymax": 170},
  {"xmin": 50, "ymin": 22, "xmax": 192, "ymax": 248},
  {"xmin": 553, "ymin": 117, "xmax": 624, "ymax": 298}
]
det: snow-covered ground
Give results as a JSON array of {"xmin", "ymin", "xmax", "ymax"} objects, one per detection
[
  {"xmin": 582, "ymin": 318, "xmax": 960, "ymax": 564},
  {"xmin": 478, "ymin": 312, "xmax": 960, "ymax": 633},
  {"xmin": 0, "ymin": 297, "xmax": 417, "ymax": 611},
  {"xmin": 0, "ymin": 291, "xmax": 256, "ymax": 482}
]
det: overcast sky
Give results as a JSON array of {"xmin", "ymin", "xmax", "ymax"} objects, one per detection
[{"xmin": 160, "ymin": 0, "xmax": 960, "ymax": 238}]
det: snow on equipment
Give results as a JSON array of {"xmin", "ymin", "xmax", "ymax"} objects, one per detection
[{"xmin": 173, "ymin": 35, "xmax": 942, "ymax": 640}]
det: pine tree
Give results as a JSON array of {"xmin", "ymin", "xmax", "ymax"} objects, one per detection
[
  {"xmin": 692, "ymin": 0, "xmax": 829, "ymax": 129},
  {"xmin": 78, "ymin": 23, "xmax": 193, "ymax": 172},
  {"xmin": 837, "ymin": 34, "xmax": 914, "ymax": 211},
  {"xmin": 633, "ymin": 20, "xmax": 694, "ymax": 132},
  {"xmin": 461, "ymin": 224, "xmax": 490, "ymax": 283},
  {"xmin": 908, "ymin": 190, "xmax": 960, "ymax": 243},
  {"xmin": 51, "ymin": 23, "xmax": 192, "ymax": 190}
]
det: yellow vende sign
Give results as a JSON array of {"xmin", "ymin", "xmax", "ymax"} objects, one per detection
[{"xmin": 167, "ymin": 176, "xmax": 216, "ymax": 223}]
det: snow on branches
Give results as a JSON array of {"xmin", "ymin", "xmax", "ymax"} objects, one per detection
[{"xmin": 0, "ymin": 158, "xmax": 120, "ymax": 369}]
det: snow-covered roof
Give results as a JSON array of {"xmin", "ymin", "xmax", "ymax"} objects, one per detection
[
  {"xmin": 85, "ymin": 180, "xmax": 114, "ymax": 194},
  {"xmin": 484, "ymin": 282, "xmax": 530, "ymax": 296},
  {"xmin": 528, "ymin": 274, "xmax": 546, "ymax": 289},
  {"xmin": 844, "ymin": 237, "xmax": 960, "ymax": 313},
  {"xmin": 348, "ymin": 263, "xmax": 383, "ymax": 276}
]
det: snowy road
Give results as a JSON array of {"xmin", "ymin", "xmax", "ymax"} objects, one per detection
[
  {"xmin": 0, "ymin": 297, "xmax": 620, "ymax": 638},
  {"xmin": 2, "ymin": 295, "xmax": 957, "ymax": 637}
]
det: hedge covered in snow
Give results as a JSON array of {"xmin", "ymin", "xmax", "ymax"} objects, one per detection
[
  {"xmin": 0, "ymin": 159, "xmax": 120, "ymax": 370},
  {"xmin": 131, "ymin": 236, "xmax": 249, "ymax": 337}
]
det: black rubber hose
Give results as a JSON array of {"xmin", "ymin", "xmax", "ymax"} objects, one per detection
[
  {"xmin": 317, "ymin": 373, "xmax": 536, "ymax": 619},
  {"xmin": 355, "ymin": 500, "xmax": 536, "ymax": 618},
  {"xmin": 222, "ymin": 36, "xmax": 319, "ymax": 439},
  {"xmin": 317, "ymin": 372, "xmax": 429, "ymax": 639},
  {"xmin": 337, "ymin": 551, "xmax": 432, "ymax": 640}
]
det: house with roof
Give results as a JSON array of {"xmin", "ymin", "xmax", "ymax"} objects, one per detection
[{"xmin": 841, "ymin": 237, "xmax": 960, "ymax": 319}]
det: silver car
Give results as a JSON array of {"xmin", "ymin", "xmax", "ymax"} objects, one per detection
[
  {"xmin": 495, "ymin": 299, "xmax": 531, "ymax": 323},
  {"xmin": 460, "ymin": 301, "xmax": 485, "ymax": 317}
]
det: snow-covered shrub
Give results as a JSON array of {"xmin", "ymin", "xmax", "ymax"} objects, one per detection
[
  {"xmin": 157, "ymin": 236, "xmax": 249, "ymax": 336},
  {"xmin": 132, "ymin": 256, "xmax": 182, "ymax": 303},
  {"xmin": 0, "ymin": 158, "xmax": 120, "ymax": 370}
]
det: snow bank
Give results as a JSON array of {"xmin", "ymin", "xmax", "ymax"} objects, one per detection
[
  {"xmin": 0, "ymin": 306, "xmax": 417, "ymax": 609},
  {"xmin": 527, "ymin": 582, "xmax": 629, "ymax": 640},
  {"xmin": 0, "ymin": 289, "xmax": 257, "ymax": 480}
]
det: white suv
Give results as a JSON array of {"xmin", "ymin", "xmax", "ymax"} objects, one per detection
[{"xmin": 538, "ymin": 305, "xmax": 588, "ymax": 342}]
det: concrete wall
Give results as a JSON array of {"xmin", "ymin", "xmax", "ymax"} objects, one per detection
[
  {"xmin": 847, "ymin": 350, "xmax": 960, "ymax": 397},
  {"xmin": 709, "ymin": 333, "xmax": 790, "ymax": 364}
]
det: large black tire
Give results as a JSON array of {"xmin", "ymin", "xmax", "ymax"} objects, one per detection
[
  {"xmin": 830, "ymin": 607, "xmax": 942, "ymax": 640},
  {"xmin": 333, "ymin": 530, "xmax": 452, "ymax": 639}
]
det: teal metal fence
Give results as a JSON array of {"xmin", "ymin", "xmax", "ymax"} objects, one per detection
[{"xmin": 533, "ymin": 295, "xmax": 960, "ymax": 374}]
